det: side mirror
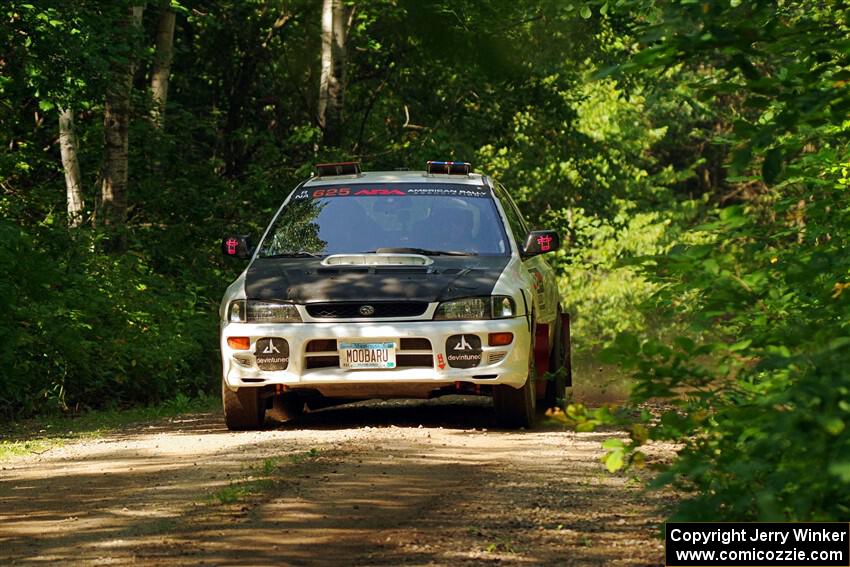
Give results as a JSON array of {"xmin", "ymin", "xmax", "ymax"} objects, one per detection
[
  {"xmin": 222, "ymin": 234, "xmax": 253, "ymax": 260},
  {"xmin": 522, "ymin": 230, "xmax": 560, "ymax": 257}
]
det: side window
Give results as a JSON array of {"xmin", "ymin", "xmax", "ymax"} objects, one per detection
[{"xmin": 495, "ymin": 183, "xmax": 527, "ymax": 245}]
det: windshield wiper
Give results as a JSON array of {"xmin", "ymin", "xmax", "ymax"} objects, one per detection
[
  {"xmin": 262, "ymin": 250, "xmax": 323, "ymax": 258},
  {"xmin": 369, "ymin": 247, "xmax": 477, "ymax": 256}
]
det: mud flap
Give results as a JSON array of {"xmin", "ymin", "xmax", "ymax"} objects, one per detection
[
  {"xmin": 561, "ymin": 312, "xmax": 572, "ymax": 388},
  {"xmin": 534, "ymin": 322, "xmax": 550, "ymax": 398}
]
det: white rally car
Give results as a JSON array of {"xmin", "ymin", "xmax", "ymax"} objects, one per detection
[{"xmin": 219, "ymin": 161, "xmax": 570, "ymax": 430}]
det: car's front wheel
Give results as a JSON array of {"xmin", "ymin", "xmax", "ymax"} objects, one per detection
[
  {"xmin": 222, "ymin": 379, "xmax": 265, "ymax": 430},
  {"xmin": 493, "ymin": 358, "xmax": 536, "ymax": 429}
]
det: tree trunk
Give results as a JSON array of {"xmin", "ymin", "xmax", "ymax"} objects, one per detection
[
  {"xmin": 150, "ymin": 2, "xmax": 176, "ymax": 127},
  {"xmin": 100, "ymin": 5, "xmax": 144, "ymax": 251},
  {"xmin": 318, "ymin": 0, "xmax": 348, "ymax": 147},
  {"xmin": 59, "ymin": 107, "xmax": 85, "ymax": 228}
]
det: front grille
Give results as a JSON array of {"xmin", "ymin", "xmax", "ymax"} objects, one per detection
[
  {"xmin": 396, "ymin": 354, "xmax": 434, "ymax": 367},
  {"xmin": 305, "ymin": 302, "xmax": 429, "ymax": 319},
  {"xmin": 400, "ymin": 338, "xmax": 431, "ymax": 351},
  {"xmin": 306, "ymin": 355, "xmax": 340, "ymax": 369},
  {"xmin": 306, "ymin": 339, "xmax": 338, "ymax": 353}
]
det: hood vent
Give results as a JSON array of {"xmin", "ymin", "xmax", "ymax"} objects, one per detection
[{"xmin": 322, "ymin": 253, "xmax": 433, "ymax": 267}]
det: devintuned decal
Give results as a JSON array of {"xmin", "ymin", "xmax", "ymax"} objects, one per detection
[
  {"xmin": 255, "ymin": 337, "xmax": 290, "ymax": 371},
  {"xmin": 445, "ymin": 334, "xmax": 482, "ymax": 369},
  {"xmin": 292, "ymin": 184, "xmax": 489, "ymax": 200}
]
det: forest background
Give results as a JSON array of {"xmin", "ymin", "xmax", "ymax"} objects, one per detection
[{"xmin": 1, "ymin": 0, "xmax": 849, "ymax": 521}]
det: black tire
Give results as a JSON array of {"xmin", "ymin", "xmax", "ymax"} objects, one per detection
[
  {"xmin": 544, "ymin": 309, "xmax": 568, "ymax": 410},
  {"xmin": 494, "ymin": 358, "xmax": 537, "ymax": 428},
  {"xmin": 268, "ymin": 392, "xmax": 304, "ymax": 423},
  {"xmin": 222, "ymin": 379, "xmax": 265, "ymax": 431}
]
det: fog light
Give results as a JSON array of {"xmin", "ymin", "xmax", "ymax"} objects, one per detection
[
  {"xmin": 227, "ymin": 336, "xmax": 250, "ymax": 350},
  {"xmin": 488, "ymin": 332, "xmax": 513, "ymax": 346}
]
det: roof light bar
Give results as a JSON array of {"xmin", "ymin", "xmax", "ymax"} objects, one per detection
[
  {"xmin": 315, "ymin": 161, "xmax": 361, "ymax": 177},
  {"xmin": 426, "ymin": 161, "xmax": 472, "ymax": 175}
]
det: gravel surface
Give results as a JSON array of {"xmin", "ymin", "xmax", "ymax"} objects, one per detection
[{"xmin": 0, "ymin": 396, "xmax": 673, "ymax": 565}]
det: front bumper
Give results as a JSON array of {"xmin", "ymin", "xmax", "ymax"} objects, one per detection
[{"xmin": 220, "ymin": 317, "xmax": 531, "ymax": 393}]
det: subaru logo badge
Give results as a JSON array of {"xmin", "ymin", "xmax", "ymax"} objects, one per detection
[{"xmin": 359, "ymin": 305, "xmax": 375, "ymax": 316}]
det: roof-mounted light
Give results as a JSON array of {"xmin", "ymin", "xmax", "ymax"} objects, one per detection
[
  {"xmin": 425, "ymin": 161, "xmax": 472, "ymax": 175},
  {"xmin": 315, "ymin": 161, "xmax": 362, "ymax": 177}
]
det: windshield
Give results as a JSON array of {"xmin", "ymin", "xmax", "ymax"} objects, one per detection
[{"xmin": 258, "ymin": 183, "xmax": 509, "ymax": 257}]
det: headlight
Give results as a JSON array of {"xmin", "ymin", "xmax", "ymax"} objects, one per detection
[
  {"xmin": 228, "ymin": 300, "xmax": 302, "ymax": 323},
  {"xmin": 433, "ymin": 296, "xmax": 516, "ymax": 320},
  {"xmin": 492, "ymin": 296, "xmax": 515, "ymax": 318},
  {"xmin": 228, "ymin": 300, "xmax": 246, "ymax": 322},
  {"xmin": 248, "ymin": 301, "xmax": 302, "ymax": 322}
]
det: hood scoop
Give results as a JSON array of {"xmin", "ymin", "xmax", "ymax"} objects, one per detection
[{"xmin": 322, "ymin": 253, "xmax": 434, "ymax": 267}]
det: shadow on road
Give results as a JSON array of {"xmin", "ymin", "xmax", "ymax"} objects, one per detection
[
  {"xmin": 0, "ymin": 397, "xmax": 669, "ymax": 566},
  {"xmin": 273, "ymin": 395, "xmax": 558, "ymax": 432}
]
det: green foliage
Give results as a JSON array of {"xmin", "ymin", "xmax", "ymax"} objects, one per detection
[
  {"xmin": 557, "ymin": 204, "xmax": 670, "ymax": 353},
  {"xmin": 3, "ymin": 0, "xmax": 685, "ymax": 419},
  {"xmin": 3, "ymin": 0, "xmax": 848, "ymax": 526},
  {"xmin": 0, "ymin": 222, "xmax": 214, "ymax": 417},
  {"xmin": 583, "ymin": 0, "xmax": 850, "ymax": 521}
]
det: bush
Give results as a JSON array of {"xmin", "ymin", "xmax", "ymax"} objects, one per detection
[
  {"xmin": 597, "ymin": 161, "xmax": 850, "ymax": 520},
  {"xmin": 0, "ymin": 222, "xmax": 217, "ymax": 418}
]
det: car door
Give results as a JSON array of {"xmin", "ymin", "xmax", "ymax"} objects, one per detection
[{"xmin": 494, "ymin": 183, "xmax": 560, "ymax": 327}]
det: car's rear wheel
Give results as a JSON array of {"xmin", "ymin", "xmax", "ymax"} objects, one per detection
[
  {"xmin": 494, "ymin": 357, "xmax": 536, "ymax": 429},
  {"xmin": 268, "ymin": 392, "xmax": 304, "ymax": 423},
  {"xmin": 222, "ymin": 379, "xmax": 265, "ymax": 430}
]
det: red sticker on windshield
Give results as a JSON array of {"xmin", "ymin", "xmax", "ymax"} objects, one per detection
[{"xmin": 353, "ymin": 189, "xmax": 406, "ymax": 196}]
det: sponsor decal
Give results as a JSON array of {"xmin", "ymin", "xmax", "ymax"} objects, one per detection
[
  {"xmin": 353, "ymin": 188, "xmax": 405, "ymax": 196},
  {"xmin": 255, "ymin": 337, "xmax": 289, "ymax": 371},
  {"xmin": 225, "ymin": 238, "xmax": 239, "ymax": 255},
  {"xmin": 436, "ymin": 353, "xmax": 446, "ymax": 370},
  {"xmin": 445, "ymin": 334, "xmax": 482, "ymax": 368},
  {"xmin": 296, "ymin": 184, "xmax": 490, "ymax": 200},
  {"xmin": 529, "ymin": 268, "xmax": 547, "ymax": 310},
  {"xmin": 406, "ymin": 187, "xmax": 488, "ymax": 198},
  {"xmin": 312, "ymin": 187, "xmax": 351, "ymax": 198},
  {"xmin": 536, "ymin": 234, "xmax": 553, "ymax": 251}
]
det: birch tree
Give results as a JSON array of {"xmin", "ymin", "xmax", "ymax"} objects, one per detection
[
  {"xmin": 150, "ymin": 1, "xmax": 176, "ymax": 127},
  {"xmin": 318, "ymin": 0, "xmax": 350, "ymax": 147},
  {"xmin": 59, "ymin": 107, "xmax": 85, "ymax": 227}
]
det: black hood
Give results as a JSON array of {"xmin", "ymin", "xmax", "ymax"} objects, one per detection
[{"xmin": 244, "ymin": 256, "xmax": 510, "ymax": 303}]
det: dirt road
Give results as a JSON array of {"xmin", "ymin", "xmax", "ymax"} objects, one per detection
[{"xmin": 0, "ymin": 397, "xmax": 670, "ymax": 566}]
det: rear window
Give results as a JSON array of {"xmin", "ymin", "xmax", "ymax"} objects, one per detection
[{"xmin": 258, "ymin": 184, "xmax": 508, "ymax": 257}]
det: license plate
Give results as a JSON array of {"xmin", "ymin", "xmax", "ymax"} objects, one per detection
[{"xmin": 339, "ymin": 341, "xmax": 397, "ymax": 369}]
